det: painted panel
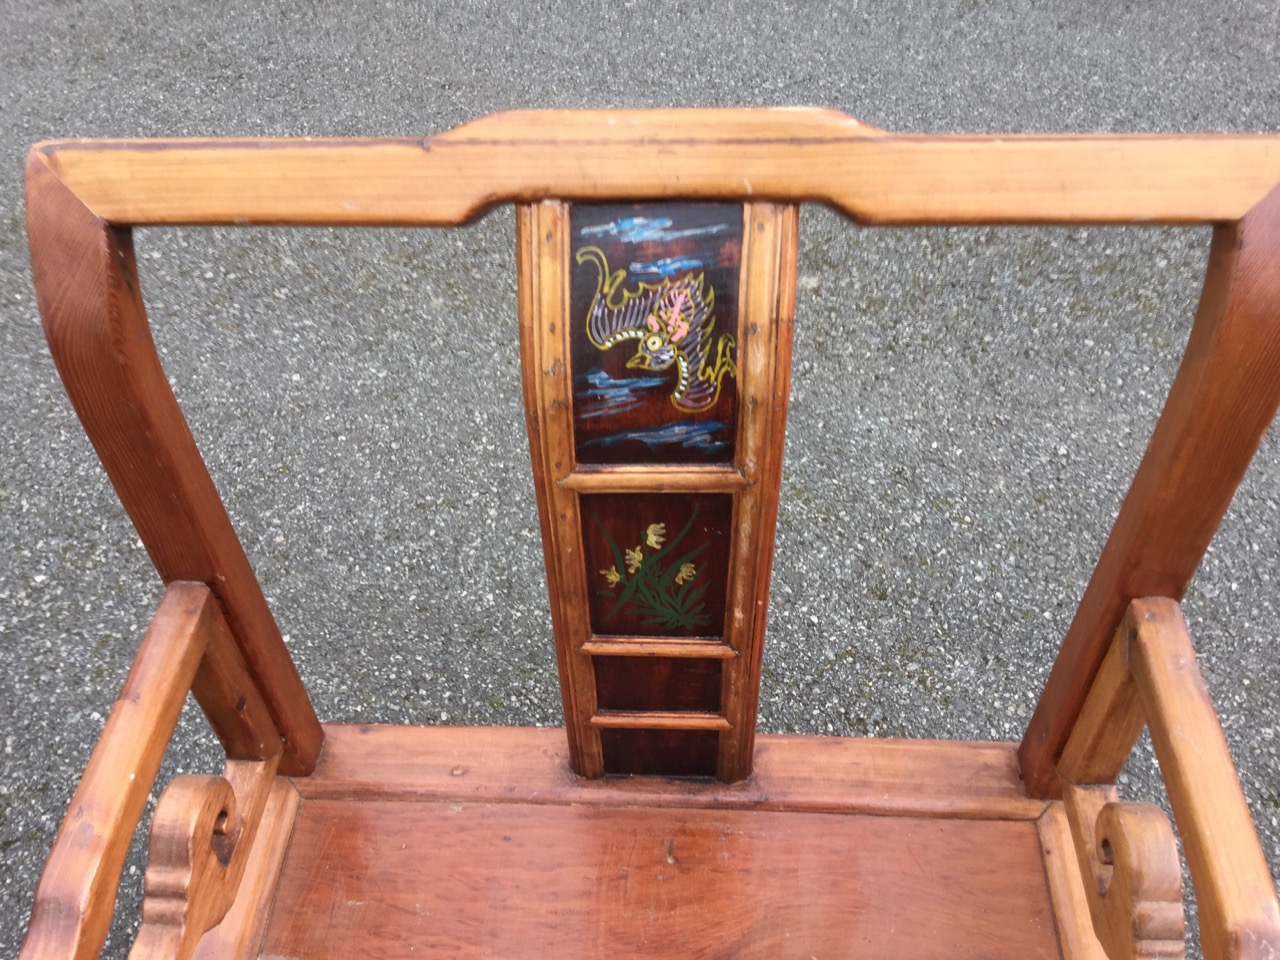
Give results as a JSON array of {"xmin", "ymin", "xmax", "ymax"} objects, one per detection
[
  {"xmin": 581, "ymin": 493, "xmax": 732, "ymax": 639},
  {"xmin": 570, "ymin": 203, "xmax": 743, "ymax": 465}
]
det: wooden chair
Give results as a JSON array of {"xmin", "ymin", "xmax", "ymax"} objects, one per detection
[{"xmin": 18, "ymin": 108, "xmax": 1280, "ymax": 960}]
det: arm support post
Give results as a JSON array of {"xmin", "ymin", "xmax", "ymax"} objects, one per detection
[
  {"xmin": 1021, "ymin": 184, "xmax": 1280, "ymax": 796},
  {"xmin": 1128, "ymin": 599, "xmax": 1280, "ymax": 960},
  {"xmin": 24, "ymin": 153, "xmax": 322, "ymax": 777},
  {"xmin": 21, "ymin": 584, "xmax": 219, "ymax": 960}
]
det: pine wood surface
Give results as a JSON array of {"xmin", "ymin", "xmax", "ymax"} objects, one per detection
[
  {"xmin": 24, "ymin": 155, "xmax": 323, "ymax": 778},
  {"xmin": 579, "ymin": 638, "xmax": 738, "ymax": 659},
  {"xmin": 588, "ymin": 711, "xmax": 731, "ymax": 731},
  {"xmin": 1127, "ymin": 599, "xmax": 1280, "ymax": 959},
  {"xmin": 1060, "ymin": 782, "xmax": 1185, "ymax": 959},
  {"xmin": 1036, "ymin": 806, "xmax": 1111, "ymax": 960},
  {"xmin": 1055, "ymin": 610, "xmax": 1147, "ymax": 786},
  {"xmin": 516, "ymin": 200, "xmax": 602, "ymax": 776},
  {"xmin": 29, "ymin": 109, "xmax": 1280, "ymax": 226},
  {"xmin": 192, "ymin": 781, "xmax": 299, "ymax": 960},
  {"xmin": 20, "ymin": 584, "xmax": 218, "ymax": 960},
  {"xmin": 291, "ymin": 724, "xmax": 1048, "ymax": 821},
  {"xmin": 720, "ymin": 202, "xmax": 799, "ymax": 781},
  {"xmin": 130, "ymin": 755, "xmax": 280, "ymax": 960},
  {"xmin": 559, "ymin": 466, "xmax": 748, "ymax": 493},
  {"xmin": 263, "ymin": 799, "xmax": 1058, "ymax": 960},
  {"xmin": 1019, "ymin": 184, "xmax": 1280, "ymax": 796},
  {"xmin": 188, "ymin": 611, "xmax": 282, "ymax": 763}
]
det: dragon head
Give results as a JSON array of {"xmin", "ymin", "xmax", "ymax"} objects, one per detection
[{"xmin": 627, "ymin": 332, "xmax": 677, "ymax": 371}]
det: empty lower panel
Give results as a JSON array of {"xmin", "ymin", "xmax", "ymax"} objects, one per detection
[
  {"xmin": 599, "ymin": 727, "xmax": 720, "ymax": 776},
  {"xmin": 593, "ymin": 656, "xmax": 722, "ymax": 712},
  {"xmin": 262, "ymin": 799, "xmax": 1059, "ymax": 959}
]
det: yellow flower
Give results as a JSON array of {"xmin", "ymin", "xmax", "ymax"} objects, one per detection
[
  {"xmin": 675, "ymin": 562, "xmax": 697, "ymax": 585},
  {"xmin": 625, "ymin": 546, "xmax": 644, "ymax": 574},
  {"xmin": 645, "ymin": 522, "xmax": 666, "ymax": 549},
  {"xmin": 600, "ymin": 565, "xmax": 621, "ymax": 587}
]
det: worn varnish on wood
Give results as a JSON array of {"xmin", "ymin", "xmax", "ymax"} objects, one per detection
[
  {"xmin": 17, "ymin": 109, "xmax": 1280, "ymax": 959},
  {"xmin": 261, "ymin": 725, "xmax": 1063, "ymax": 960}
]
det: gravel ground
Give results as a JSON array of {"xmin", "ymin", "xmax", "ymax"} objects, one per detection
[{"xmin": 2, "ymin": 2, "xmax": 1278, "ymax": 956}]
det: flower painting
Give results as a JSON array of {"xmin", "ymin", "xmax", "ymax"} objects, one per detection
[
  {"xmin": 581, "ymin": 493, "xmax": 731, "ymax": 639},
  {"xmin": 595, "ymin": 507, "xmax": 711, "ymax": 630}
]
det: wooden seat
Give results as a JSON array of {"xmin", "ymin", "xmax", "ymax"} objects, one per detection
[{"xmin": 17, "ymin": 109, "xmax": 1280, "ymax": 960}]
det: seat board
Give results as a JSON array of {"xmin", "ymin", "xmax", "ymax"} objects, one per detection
[{"xmin": 262, "ymin": 798, "xmax": 1060, "ymax": 960}]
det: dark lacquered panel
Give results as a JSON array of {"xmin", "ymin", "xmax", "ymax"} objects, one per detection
[
  {"xmin": 581, "ymin": 492, "xmax": 732, "ymax": 639},
  {"xmin": 593, "ymin": 656, "xmax": 722, "ymax": 713},
  {"xmin": 599, "ymin": 728, "xmax": 720, "ymax": 778},
  {"xmin": 569, "ymin": 202, "xmax": 743, "ymax": 465}
]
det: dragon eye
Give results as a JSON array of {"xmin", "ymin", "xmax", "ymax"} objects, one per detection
[{"xmin": 644, "ymin": 335, "xmax": 663, "ymax": 352}]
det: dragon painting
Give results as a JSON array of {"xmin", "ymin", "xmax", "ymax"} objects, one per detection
[{"xmin": 575, "ymin": 245, "xmax": 737, "ymax": 412}]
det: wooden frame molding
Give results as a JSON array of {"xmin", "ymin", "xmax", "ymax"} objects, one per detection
[
  {"xmin": 295, "ymin": 724, "xmax": 1050, "ymax": 821},
  {"xmin": 516, "ymin": 197, "xmax": 797, "ymax": 781},
  {"xmin": 1128, "ymin": 600, "xmax": 1280, "ymax": 960},
  {"xmin": 24, "ymin": 162, "xmax": 322, "ymax": 778}
]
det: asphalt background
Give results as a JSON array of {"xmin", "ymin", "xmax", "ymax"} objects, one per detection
[{"xmin": 2, "ymin": 1, "xmax": 1278, "ymax": 956}]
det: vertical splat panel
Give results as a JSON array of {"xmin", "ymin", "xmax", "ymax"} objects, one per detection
[
  {"xmin": 519, "ymin": 200, "xmax": 798, "ymax": 781},
  {"xmin": 570, "ymin": 202, "xmax": 743, "ymax": 466}
]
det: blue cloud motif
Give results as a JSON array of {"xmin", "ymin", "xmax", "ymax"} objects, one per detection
[
  {"xmin": 575, "ymin": 367, "xmax": 668, "ymax": 420},
  {"xmin": 580, "ymin": 217, "xmax": 731, "ymax": 245},
  {"xmin": 580, "ymin": 420, "xmax": 730, "ymax": 455},
  {"xmin": 630, "ymin": 257, "xmax": 704, "ymax": 278}
]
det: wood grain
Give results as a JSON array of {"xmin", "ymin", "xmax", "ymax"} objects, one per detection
[
  {"xmin": 263, "ymin": 798, "xmax": 1060, "ymax": 960},
  {"xmin": 25, "ymin": 152, "xmax": 323, "ymax": 777},
  {"xmin": 516, "ymin": 200, "xmax": 602, "ymax": 776},
  {"xmin": 130, "ymin": 755, "xmax": 280, "ymax": 960},
  {"xmin": 32, "ymin": 109, "xmax": 1280, "ymax": 227},
  {"xmin": 1060, "ymin": 782, "xmax": 1185, "ymax": 959},
  {"xmin": 718, "ymin": 202, "xmax": 799, "ymax": 782},
  {"xmin": 1021, "ymin": 184, "xmax": 1280, "ymax": 796},
  {"xmin": 580, "ymin": 638, "xmax": 737, "ymax": 659},
  {"xmin": 292, "ymin": 724, "xmax": 1050, "ymax": 821},
  {"xmin": 560, "ymin": 466, "xmax": 748, "ymax": 493},
  {"xmin": 20, "ymin": 583, "xmax": 215, "ymax": 960},
  {"xmin": 190, "ymin": 591, "xmax": 282, "ymax": 762},
  {"xmin": 131, "ymin": 606, "xmax": 285, "ymax": 958},
  {"xmin": 1056, "ymin": 609, "xmax": 1146, "ymax": 785},
  {"xmin": 589, "ymin": 712, "xmax": 732, "ymax": 731},
  {"xmin": 192, "ymin": 780, "xmax": 299, "ymax": 960},
  {"xmin": 1127, "ymin": 598, "xmax": 1280, "ymax": 960},
  {"xmin": 1036, "ymin": 805, "xmax": 1111, "ymax": 960}
]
